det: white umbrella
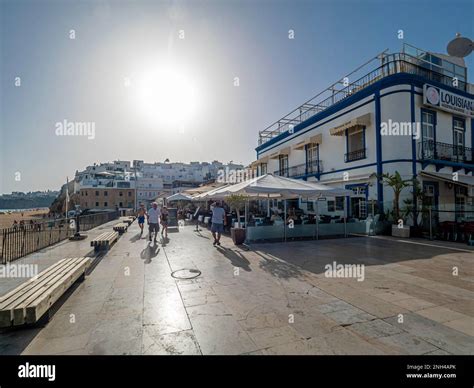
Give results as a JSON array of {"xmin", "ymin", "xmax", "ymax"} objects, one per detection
[
  {"xmin": 207, "ymin": 174, "xmax": 352, "ymax": 199},
  {"xmin": 166, "ymin": 192, "xmax": 193, "ymax": 202}
]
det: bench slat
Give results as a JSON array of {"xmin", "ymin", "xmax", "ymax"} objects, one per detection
[
  {"xmin": 0, "ymin": 258, "xmax": 89, "ymax": 327},
  {"xmin": 24, "ymin": 258, "xmax": 91, "ymax": 324}
]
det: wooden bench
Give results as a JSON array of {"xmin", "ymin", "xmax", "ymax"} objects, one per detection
[
  {"xmin": 90, "ymin": 231, "xmax": 119, "ymax": 251},
  {"xmin": 113, "ymin": 222, "xmax": 128, "ymax": 234},
  {"xmin": 120, "ymin": 217, "xmax": 134, "ymax": 226},
  {"xmin": 0, "ymin": 257, "xmax": 91, "ymax": 327}
]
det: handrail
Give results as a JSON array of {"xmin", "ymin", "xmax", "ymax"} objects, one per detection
[{"xmin": 258, "ymin": 52, "xmax": 470, "ymax": 147}]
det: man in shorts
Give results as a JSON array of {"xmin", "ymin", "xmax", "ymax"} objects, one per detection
[
  {"xmin": 147, "ymin": 202, "xmax": 161, "ymax": 242},
  {"xmin": 137, "ymin": 203, "xmax": 147, "ymax": 235},
  {"xmin": 210, "ymin": 201, "xmax": 226, "ymax": 246}
]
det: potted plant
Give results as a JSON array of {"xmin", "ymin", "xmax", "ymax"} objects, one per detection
[
  {"xmin": 380, "ymin": 171, "xmax": 413, "ymax": 238},
  {"xmin": 226, "ymin": 194, "xmax": 247, "ymax": 245}
]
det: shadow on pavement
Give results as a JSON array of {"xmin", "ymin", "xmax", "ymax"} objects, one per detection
[
  {"xmin": 216, "ymin": 246, "xmax": 251, "ymax": 272},
  {"xmin": 140, "ymin": 242, "xmax": 160, "ymax": 264}
]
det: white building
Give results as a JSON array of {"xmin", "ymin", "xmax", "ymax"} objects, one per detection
[
  {"xmin": 76, "ymin": 159, "xmax": 244, "ymax": 209},
  {"xmin": 253, "ymin": 44, "xmax": 474, "ymax": 224}
]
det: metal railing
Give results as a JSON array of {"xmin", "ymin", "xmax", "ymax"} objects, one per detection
[
  {"xmin": 258, "ymin": 52, "xmax": 470, "ymax": 146},
  {"xmin": 345, "ymin": 148, "xmax": 366, "ymax": 162},
  {"xmin": 274, "ymin": 167, "xmax": 289, "ymax": 177},
  {"xmin": 418, "ymin": 140, "xmax": 473, "ymax": 164},
  {"xmin": 273, "ymin": 160, "xmax": 323, "ymax": 178},
  {"xmin": 288, "ymin": 160, "xmax": 323, "ymax": 178},
  {"xmin": 0, "ymin": 211, "xmax": 119, "ymax": 264}
]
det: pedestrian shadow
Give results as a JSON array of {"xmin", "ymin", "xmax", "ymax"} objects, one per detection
[
  {"xmin": 216, "ymin": 246, "xmax": 251, "ymax": 272},
  {"xmin": 130, "ymin": 233, "xmax": 144, "ymax": 243},
  {"xmin": 253, "ymin": 250, "xmax": 303, "ymax": 280},
  {"xmin": 140, "ymin": 242, "xmax": 160, "ymax": 264},
  {"xmin": 194, "ymin": 231, "xmax": 210, "ymax": 239},
  {"xmin": 160, "ymin": 236, "xmax": 170, "ymax": 247}
]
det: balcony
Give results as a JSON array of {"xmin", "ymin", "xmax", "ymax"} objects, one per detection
[
  {"xmin": 273, "ymin": 160, "xmax": 323, "ymax": 178},
  {"xmin": 345, "ymin": 148, "xmax": 366, "ymax": 162},
  {"xmin": 419, "ymin": 140, "xmax": 473, "ymax": 165},
  {"xmin": 258, "ymin": 48, "xmax": 470, "ymax": 147}
]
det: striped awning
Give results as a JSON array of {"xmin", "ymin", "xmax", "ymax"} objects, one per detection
[
  {"xmin": 269, "ymin": 147, "xmax": 290, "ymax": 158},
  {"xmin": 292, "ymin": 133, "xmax": 323, "ymax": 150},
  {"xmin": 330, "ymin": 113, "xmax": 371, "ymax": 136}
]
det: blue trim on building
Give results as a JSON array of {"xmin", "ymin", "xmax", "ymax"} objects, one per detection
[
  {"xmin": 257, "ymin": 98, "xmax": 375, "ymax": 157},
  {"xmin": 472, "ymin": 117, "xmax": 474, "ymax": 154},
  {"xmin": 410, "ymin": 85, "xmax": 418, "ymax": 224},
  {"xmin": 256, "ymin": 72, "xmax": 474, "ymax": 155},
  {"xmin": 374, "ymin": 90, "xmax": 383, "ymax": 208}
]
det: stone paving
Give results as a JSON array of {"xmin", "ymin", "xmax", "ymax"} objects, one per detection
[{"xmin": 0, "ymin": 219, "xmax": 473, "ymax": 355}]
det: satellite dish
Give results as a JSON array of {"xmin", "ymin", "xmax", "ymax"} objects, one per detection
[{"xmin": 447, "ymin": 33, "xmax": 473, "ymax": 57}]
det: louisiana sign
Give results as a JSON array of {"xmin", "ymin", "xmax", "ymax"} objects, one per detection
[{"xmin": 423, "ymin": 84, "xmax": 474, "ymax": 118}]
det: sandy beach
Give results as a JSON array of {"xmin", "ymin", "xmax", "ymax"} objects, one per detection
[{"xmin": 0, "ymin": 209, "xmax": 50, "ymax": 229}]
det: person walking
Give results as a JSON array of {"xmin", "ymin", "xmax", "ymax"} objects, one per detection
[
  {"xmin": 210, "ymin": 201, "xmax": 226, "ymax": 246},
  {"xmin": 160, "ymin": 206, "xmax": 169, "ymax": 239},
  {"xmin": 137, "ymin": 203, "xmax": 147, "ymax": 235},
  {"xmin": 147, "ymin": 202, "xmax": 161, "ymax": 242}
]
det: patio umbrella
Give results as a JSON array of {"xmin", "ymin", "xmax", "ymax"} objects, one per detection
[
  {"xmin": 166, "ymin": 192, "xmax": 193, "ymax": 202},
  {"xmin": 208, "ymin": 174, "xmax": 352, "ymax": 199}
]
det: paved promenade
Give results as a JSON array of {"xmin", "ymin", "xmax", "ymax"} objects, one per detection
[{"xmin": 0, "ymin": 220, "xmax": 473, "ymax": 355}]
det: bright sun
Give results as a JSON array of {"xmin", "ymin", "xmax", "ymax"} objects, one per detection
[{"xmin": 135, "ymin": 65, "xmax": 198, "ymax": 127}]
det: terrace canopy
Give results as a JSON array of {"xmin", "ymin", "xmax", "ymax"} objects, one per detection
[
  {"xmin": 166, "ymin": 193, "xmax": 193, "ymax": 202},
  {"xmin": 201, "ymin": 174, "xmax": 352, "ymax": 199}
]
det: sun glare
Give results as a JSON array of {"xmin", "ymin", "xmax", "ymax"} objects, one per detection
[{"xmin": 135, "ymin": 65, "xmax": 198, "ymax": 127}]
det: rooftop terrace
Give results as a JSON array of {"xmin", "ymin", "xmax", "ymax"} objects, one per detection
[{"xmin": 258, "ymin": 44, "xmax": 471, "ymax": 147}]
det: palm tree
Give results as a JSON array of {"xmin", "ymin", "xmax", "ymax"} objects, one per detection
[{"xmin": 380, "ymin": 171, "xmax": 413, "ymax": 223}]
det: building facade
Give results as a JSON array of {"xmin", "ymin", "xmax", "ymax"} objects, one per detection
[
  {"xmin": 74, "ymin": 159, "xmax": 244, "ymax": 210},
  {"xmin": 253, "ymin": 44, "xmax": 474, "ymax": 224}
]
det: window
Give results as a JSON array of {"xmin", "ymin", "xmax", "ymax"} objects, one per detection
[
  {"xmin": 104, "ymin": 202, "xmax": 108, "ymax": 207},
  {"xmin": 128, "ymin": 191, "xmax": 132, "ymax": 196},
  {"xmin": 328, "ymin": 200, "xmax": 335, "ymax": 212},
  {"xmin": 95, "ymin": 191, "xmax": 99, "ymax": 196},
  {"xmin": 279, "ymin": 155, "xmax": 289, "ymax": 176},
  {"xmin": 119, "ymin": 202, "xmax": 123, "ymax": 207},
  {"xmin": 119, "ymin": 192, "xmax": 123, "ymax": 197},
  {"xmin": 453, "ymin": 117, "xmax": 465, "ymax": 159},
  {"xmin": 95, "ymin": 202, "xmax": 99, "ymax": 207},
  {"xmin": 260, "ymin": 163, "xmax": 267, "ymax": 175},
  {"xmin": 421, "ymin": 110, "xmax": 436, "ymax": 144},
  {"xmin": 104, "ymin": 191, "xmax": 108, "ymax": 196},
  {"xmin": 306, "ymin": 143, "xmax": 319, "ymax": 173},
  {"xmin": 345, "ymin": 126, "xmax": 365, "ymax": 162},
  {"xmin": 335, "ymin": 197, "xmax": 344, "ymax": 211}
]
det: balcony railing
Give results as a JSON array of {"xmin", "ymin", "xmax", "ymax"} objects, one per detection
[
  {"xmin": 419, "ymin": 140, "xmax": 473, "ymax": 164},
  {"xmin": 345, "ymin": 148, "xmax": 366, "ymax": 162},
  {"xmin": 258, "ymin": 51, "xmax": 470, "ymax": 147},
  {"xmin": 274, "ymin": 167, "xmax": 289, "ymax": 177},
  {"xmin": 273, "ymin": 160, "xmax": 323, "ymax": 178}
]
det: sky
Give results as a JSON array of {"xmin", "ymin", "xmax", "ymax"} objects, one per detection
[{"xmin": 1, "ymin": 0, "xmax": 473, "ymax": 194}]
